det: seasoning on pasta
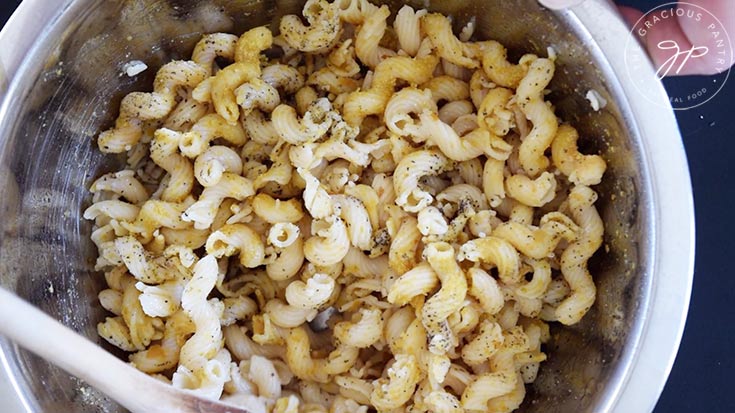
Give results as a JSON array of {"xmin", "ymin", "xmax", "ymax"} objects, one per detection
[{"xmin": 86, "ymin": 1, "xmax": 607, "ymax": 411}]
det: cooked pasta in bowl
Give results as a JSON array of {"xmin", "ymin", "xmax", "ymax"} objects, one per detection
[{"xmin": 0, "ymin": 1, "xmax": 694, "ymax": 412}]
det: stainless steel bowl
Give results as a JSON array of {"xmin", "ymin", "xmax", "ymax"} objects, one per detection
[{"xmin": 0, "ymin": 0, "xmax": 694, "ymax": 412}]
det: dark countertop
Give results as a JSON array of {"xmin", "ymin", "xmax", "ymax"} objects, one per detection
[{"xmin": 1, "ymin": 1, "xmax": 732, "ymax": 412}]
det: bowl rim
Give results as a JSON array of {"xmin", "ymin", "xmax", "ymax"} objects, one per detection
[
  {"xmin": 0, "ymin": 1, "xmax": 695, "ymax": 412},
  {"xmin": 568, "ymin": 2, "xmax": 695, "ymax": 412}
]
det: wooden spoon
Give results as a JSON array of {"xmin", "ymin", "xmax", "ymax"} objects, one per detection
[{"xmin": 0, "ymin": 287, "xmax": 250, "ymax": 413}]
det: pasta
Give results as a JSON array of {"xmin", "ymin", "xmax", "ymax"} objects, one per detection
[
  {"xmin": 280, "ymin": 0, "xmax": 341, "ymax": 53},
  {"xmin": 177, "ymin": 114, "xmax": 248, "ymax": 159},
  {"xmin": 516, "ymin": 58, "xmax": 558, "ymax": 177},
  {"xmin": 98, "ymin": 61, "xmax": 209, "ymax": 153},
  {"xmin": 355, "ymin": 4, "xmax": 393, "ymax": 68},
  {"xmin": 150, "ymin": 129, "xmax": 195, "ymax": 202},
  {"xmin": 394, "ymin": 5, "xmax": 426, "ymax": 57},
  {"xmin": 333, "ymin": 307, "xmax": 384, "ymax": 348},
  {"xmin": 87, "ymin": 2, "xmax": 608, "ymax": 411},
  {"xmin": 386, "ymin": 263, "xmax": 438, "ymax": 306},
  {"xmin": 182, "ymin": 173, "xmax": 255, "ymax": 229},
  {"xmin": 421, "ymin": 242, "xmax": 468, "ymax": 354},
  {"xmin": 393, "ymin": 149, "xmax": 455, "ymax": 213},
  {"xmin": 459, "ymin": 236, "xmax": 521, "ymax": 284},
  {"xmin": 554, "ymin": 186, "xmax": 604, "ymax": 325},
  {"xmin": 172, "ymin": 255, "xmax": 230, "ymax": 399},
  {"xmin": 193, "ymin": 145, "xmax": 243, "ymax": 188},
  {"xmin": 423, "ymin": 13, "xmax": 477, "ymax": 69},
  {"xmin": 205, "ymin": 223, "xmax": 266, "ymax": 268},
  {"xmin": 551, "ymin": 124, "xmax": 607, "ymax": 186}
]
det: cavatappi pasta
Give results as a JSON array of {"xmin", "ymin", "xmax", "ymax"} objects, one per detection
[{"xmin": 86, "ymin": 1, "xmax": 607, "ymax": 411}]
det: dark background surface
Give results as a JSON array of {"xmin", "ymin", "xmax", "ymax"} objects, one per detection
[{"xmin": 1, "ymin": 0, "xmax": 733, "ymax": 411}]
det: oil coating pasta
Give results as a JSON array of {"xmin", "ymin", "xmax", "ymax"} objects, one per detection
[{"xmin": 88, "ymin": 1, "xmax": 608, "ymax": 410}]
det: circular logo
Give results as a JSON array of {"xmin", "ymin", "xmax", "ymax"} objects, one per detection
[{"xmin": 624, "ymin": 2, "xmax": 732, "ymax": 110}]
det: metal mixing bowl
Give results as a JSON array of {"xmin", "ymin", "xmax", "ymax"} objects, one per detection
[{"xmin": 0, "ymin": 0, "xmax": 694, "ymax": 412}]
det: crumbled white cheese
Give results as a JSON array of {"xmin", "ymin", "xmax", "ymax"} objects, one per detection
[
  {"xmin": 123, "ymin": 60, "xmax": 148, "ymax": 77},
  {"xmin": 547, "ymin": 46, "xmax": 557, "ymax": 61},
  {"xmin": 586, "ymin": 89, "xmax": 608, "ymax": 111}
]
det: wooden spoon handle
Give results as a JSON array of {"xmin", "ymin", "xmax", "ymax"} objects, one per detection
[{"xmin": 0, "ymin": 287, "xmax": 247, "ymax": 413}]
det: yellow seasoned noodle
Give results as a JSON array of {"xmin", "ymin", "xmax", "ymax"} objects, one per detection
[{"xmin": 86, "ymin": 1, "xmax": 608, "ymax": 411}]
